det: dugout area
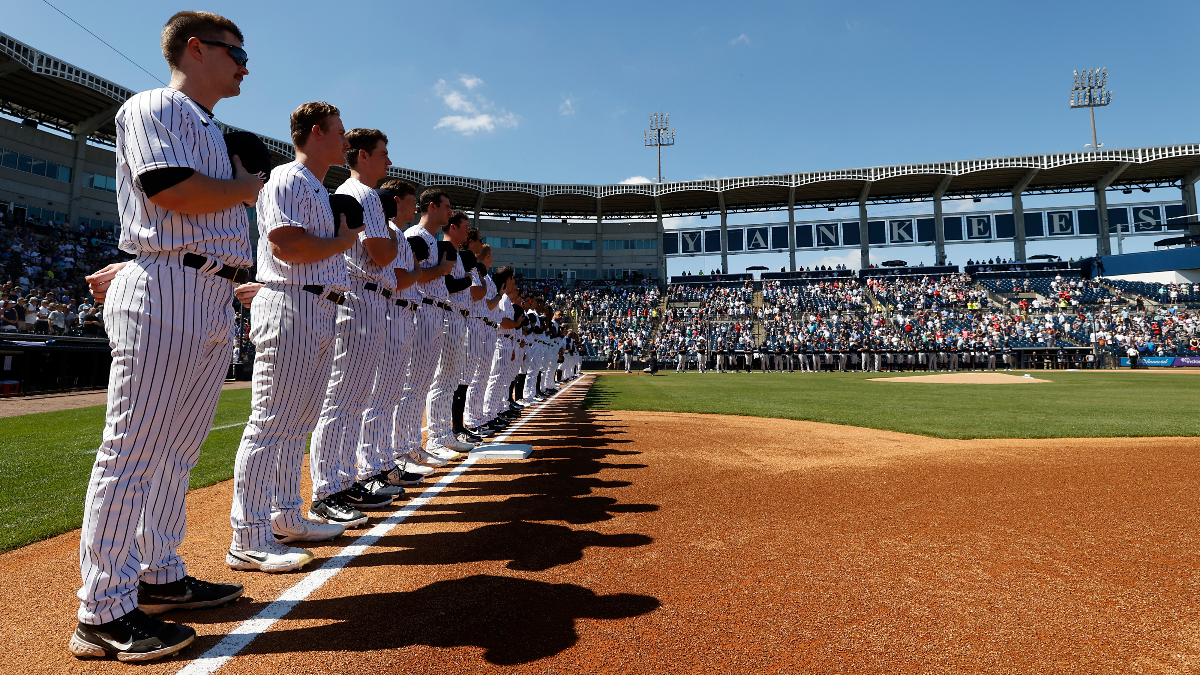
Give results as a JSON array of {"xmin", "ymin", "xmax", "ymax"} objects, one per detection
[{"xmin": 2, "ymin": 372, "xmax": 1200, "ymax": 673}]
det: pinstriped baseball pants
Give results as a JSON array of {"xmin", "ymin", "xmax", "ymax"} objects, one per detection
[
  {"xmin": 356, "ymin": 301, "xmax": 416, "ymax": 479},
  {"xmin": 78, "ymin": 260, "xmax": 233, "ymax": 624},
  {"xmin": 426, "ymin": 312, "xmax": 467, "ymax": 446},
  {"xmin": 523, "ymin": 344, "xmax": 544, "ymax": 399},
  {"xmin": 309, "ymin": 281, "xmax": 388, "ymax": 501},
  {"xmin": 229, "ymin": 285, "xmax": 337, "ymax": 552},
  {"xmin": 395, "ymin": 304, "xmax": 447, "ymax": 455},
  {"xmin": 483, "ymin": 335, "xmax": 517, "ymax": 421},
  {"xmin": 464, "ymin": 319, "xmax": 495, "ymax": 427}
]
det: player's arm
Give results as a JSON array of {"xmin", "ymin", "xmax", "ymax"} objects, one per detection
[
  {"xmin": 393, "ymin": 266, "xmax": 418, "ymax": 290},
  {"xmin": 486, "ymin": 294, "xmax": 502, "ymax": 310},
  {"xmin": 146, "ymin": 155, "xmax": 262, "ymax": 214},
  {"xmin": 363, "ymin": 236, "xmax": 398, "ymax": 268},
  {"xmin": 470, "ymin": 283, "xmax": 488, "ymax": 302},
  {"xmin": 269, "ymin": 214, "xmax": 358, "ymax": 264}
]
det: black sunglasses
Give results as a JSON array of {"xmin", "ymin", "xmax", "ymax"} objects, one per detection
[{"xmin": 196, "ymin": 38, "xmax": 248, "ymax": 67}]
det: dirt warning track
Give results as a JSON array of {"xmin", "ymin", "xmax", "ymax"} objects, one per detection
[{"xmin": 4, "ymin": 374, "xmax": 1200, "ymax": 673}]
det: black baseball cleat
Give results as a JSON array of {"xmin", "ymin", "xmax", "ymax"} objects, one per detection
[
  {"xmin": 138, "ymin": 576, "xmax": 244, "ymax": 615},
  {"xmin": 362, "ymin": 473, "xmax": 404, "ymax": 499},
  {"xmin": 69, "ymin": 609, "xmax": 195, "ymax": 662},
  {"xmin": 339, "ymin": 482, "xmax": 394, "ymax": 510},
  {"xmin": 470, "ymin": 425, "xmax": 495, "ymax": 437},
  {"xmin": 456, "ymin": 430, "xmax": 483, "ymax": 445},
  {"xmin": 309, "ymin": 494, "xmax": 369, "ymax": 528}
]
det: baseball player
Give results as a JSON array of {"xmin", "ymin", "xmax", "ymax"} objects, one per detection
[
  {"xmin": 450, "ymin": 230, "xmax": 488, "ymax": 444},
  {"xmin": 72, "ymin": 12, "xmax": 258, "ymax": 662},
  {"xmin": 307, "ymin": 128, "xmax": 400, "ymax": 517},
  {"xmin": 228, "ymin": 102, "xmax": 360, "ymax": 572},
  {"xmin": 354, "ymin": 178, "xmax": 436, "ymax": 488},
  {"xmin": 395, "ymin": 189, "xmax": 459, "ymax": 469},
  {"xmin": 463, "ymin": 242, "xmax": 502, "ymax": 437},
  {"xmin": 481, "ymin": 267, "xmax": 524, "ymax": 431},
  {"xmin": 424, "ymin": 210, "xmax": 476, "ymax": 453}
]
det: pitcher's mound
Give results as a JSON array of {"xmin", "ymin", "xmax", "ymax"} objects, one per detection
[{"xmin": 869, "ymin": 372, "xmax": 1051, "ymax": 384}]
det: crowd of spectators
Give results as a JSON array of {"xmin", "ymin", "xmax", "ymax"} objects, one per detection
[
  {"xmin": 867, "ymin": 274, "xmax": 986, "ymax": 312},
  {"xmin": 569, "ymin": 280, "xmax": 660, "ymax": 358},
  {"xmin": 760, "ymin": 279, "xmax": 867, "ymax": 317},
  {"xmin": 1108, "ymin": 279, "xmax": 1200, "ymax": 307},
  {"xmin": 0, "ymin": 211, "xmax": 127, "ymax": 339},
  {"xmin": 667, "ymin": 281, "xmax": 754, "ymax": 317},
  {"xmin": 1086, "ymin": 305, "xmax": 1199, "ymax": 357}
]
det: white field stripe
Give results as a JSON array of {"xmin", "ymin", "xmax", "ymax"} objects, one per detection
[
  {"xmin": 175, "ymin": 374, "xmax": 589, "ymax": 675},
  {"xmin": 209, "ymin": 422, "xmax": 246, "ymax": 431}
]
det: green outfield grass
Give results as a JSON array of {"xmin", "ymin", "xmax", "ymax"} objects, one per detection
[
  {"xmin": 583, "ymin": 371, "xmax": 1200, "ymax": 440},
  {"xmin": 0, "ymin": 388, "xmax": 254, "ymax": 553}
]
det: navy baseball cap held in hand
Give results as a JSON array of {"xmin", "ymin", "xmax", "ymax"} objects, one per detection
[
  {"xmin": 374, "ymin": 188, "xmax": 397, "ymax": 220},
  {"xmin": 406, "ymin": 235, "xmax": 430, "ymax": 261},
  {"xmin": 329, "ymin": 193, "xmax": 365, "ymax": 234},
  {"xmin": 223, "ymin": 131, "xmax": 272, "ymax": 181}
]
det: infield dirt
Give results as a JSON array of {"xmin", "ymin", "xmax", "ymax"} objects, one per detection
[{"xmin": 3, "ymin": 377, "xmax": 1200, "ymax": 673}]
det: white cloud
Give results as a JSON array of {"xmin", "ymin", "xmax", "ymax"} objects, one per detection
[
  {"xmin": 559, "ymin": 95, "xmax": 576, "ymax": 116},
  {"xmin": 433, "ymin": 78, "xmax": 518, "ymax": 136},
  {"xmin": 698, "ymin": 173, "xmax": 716, "ymax": 180},
  {"xmin": 435, "ymin": 112, "xmax": 518, "ymax": 135},
  {"xmin": 731, "ymin": 33, "xmax": 751, "ymax": 45},
  {"xmin": 620, "ymin": 175, "xmax": 653, "ymax": 184}
]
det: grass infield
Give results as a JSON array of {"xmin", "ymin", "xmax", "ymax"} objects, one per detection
[
  {"xmin": 583, "ymin": 370, "xmax": 1200, "ymax": 440},
  {"xmin": 0, "ymin": 388, "xmax": 254, "ymax": 553}
]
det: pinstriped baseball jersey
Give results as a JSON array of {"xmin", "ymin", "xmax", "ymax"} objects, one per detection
[
  {"xmin": 405, "ymin": 224, "xmax": 447, "ymax": 300},
  {"xmin": 115, "ymin": 88, "xmax": 251, "ymax": 267},
  {"xmin": 390, "ymin": 225, "xmax": 421, "ymax": 301},
  {"xmin": 255, "ymin": 161, "xmax": 348, "ymax": 289},
  {"xmin": 446, "ymin": 255, "xmax": 469, "ymax": 311},
  {"xmin": 335, "ymin": 177, "xmax": 392, "ymax": 287}
]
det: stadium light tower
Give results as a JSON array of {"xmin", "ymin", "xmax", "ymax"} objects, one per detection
[
  {"xmin": 644, "ymin": 113, "xmax": 675, "ymax": 183},
  {"xmin": 1070, "ymin": 68, "xmax": 1113, "ymax": 152}
]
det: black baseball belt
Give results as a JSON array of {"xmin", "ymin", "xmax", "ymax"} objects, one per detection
[
  {"xmin": 421, "ymin": 298, "xmax": 452, "ymax": 311},
  {"xmin": 363, "ymin": 282, "xmax": 393, "ymax": 299},
  {"xmin": 302, "ymin": 285, "xmax": 345, "ymax": 305},
  {"xmin": 395, "ymin": 298, "xmax": 417, "ymax": 311},
  {"xmin": 182, "ymin": 252, "xmax": 249, "ymax": 284}
]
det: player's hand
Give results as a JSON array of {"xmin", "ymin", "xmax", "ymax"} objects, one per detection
[
  {"xmin": 436, "ymin": 250, "xmax": 455, "ymax": 274},
  {"xmin": 335, "ymin": 214, "xmax": 359, "ymax": 249},
  {"xmin": 234, "ymin": 282, "xmax": 263, "ymax": 308},
  {"xmin": 231, "ymin": 155, "xmax": 264, "ymax": 206},
  {"xmin": 85, "ymin": 262, "xmax": 128, "ymax": 303}
]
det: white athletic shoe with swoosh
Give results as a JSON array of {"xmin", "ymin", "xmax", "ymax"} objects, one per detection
[
  {"xmin": 427, "ymin": 444, "xmax": 464, "ymax": 459},
  {"xmin": 273, "ymin": 518, "xmax": 344, "ymax": 543},
  {"xmin": 226, "ymin": 541, "xmax": 314, "ymax": 573},
  {"xmin": 409, "ymin": 448, "xmax": 448, "ymax": 468}
]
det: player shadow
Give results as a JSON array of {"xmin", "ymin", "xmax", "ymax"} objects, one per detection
[
  {"xmin": 230, "ymin": 574, "xmax": 661, "ymax": 665},
  {"xmin": 355, "ymin": 520, "xmax": 652, "ymax": 571}
]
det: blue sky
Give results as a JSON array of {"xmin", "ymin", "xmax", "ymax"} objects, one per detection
[{"xmin": 6, "ymin": 1, "xmax": 1199, "ymax": 273}]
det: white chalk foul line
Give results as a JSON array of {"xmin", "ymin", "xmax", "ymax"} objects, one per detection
[
  {"xmin": 209, "ymin": 422, "xmax": 246, "ymax": 431},
  {"xmin": 175, "ymin": 374, "xmax": 590, "ymax": 675}
]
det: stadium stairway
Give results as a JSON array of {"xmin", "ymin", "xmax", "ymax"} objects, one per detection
[
  {"xmin": 644, "ymin": 294, "xmax": 669, "ymax": 347},
  {"xmin": 1097, "ymin": 278, "xmax": 1154, "ymax": 309},
  {"xmin": 974, "ymin": 281, "xmax": 1013, "ymax": 312},
  {"xmin": 862, "ymin": 284, "xmax": 889, "ymax": 318},
  {"xmin": 751, "ymin": 287, "xmax": 765, "ymax": 344}
]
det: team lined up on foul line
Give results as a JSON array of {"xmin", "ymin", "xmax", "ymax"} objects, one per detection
[{"xmin": 68, "ymin": 11, "xmax": 583, "ymax": 664}]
